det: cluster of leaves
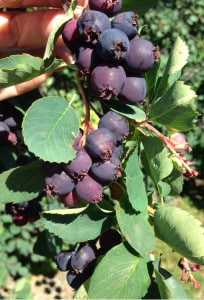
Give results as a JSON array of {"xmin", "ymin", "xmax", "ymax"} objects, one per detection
[
  {"xmin": 142, "ymin": 0, "xmax": 204, "ymax": 176},
  {"xmin": 0, "ymin": 0, "xmax": 203, "ymax": 299}
]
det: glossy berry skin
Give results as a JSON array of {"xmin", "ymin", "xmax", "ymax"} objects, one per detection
[
  {"xmin": 88, "ymin": 0, "xmax": 122, "ymax": 17},
  {"xmin": 64, "ymin": 147, "xmax": 92, "ymax": 181},
  {"xmin": 98, "ymin": 111, "xmax": 129, "ymax": 142},
  {"xmin": 67, "ymin": 261, "xmax": 95, "ymax": 289},
  {"xmin": 45, "ymin": 168, "xmax": 75, "ymax": 196},
  {"xmin": 96, "ymin": 29, "xmax": 130, "ymax": 63},
  {"xmin": 77, "ymin": 10, "xmax": 111, "ymax": 45},
  {"xmin": 90, "ymin": 155, "xmax": 122, "ymax": 185},
  {"xmin": 124, "ymin": 37, "xmax": 160, "ymax": 74},
  {"xmin": 75, "ymin": 175, "xmax": 103, "ymax": 204},
  {"xmin": 75, "ymin": 46, "xmax": 100, "ymax": 74},
  {"xmin": 60, "ymin": 190, "xmax": 81, "ymax": 208},
  {"xmin": 90, "ymin": 64, "xmax": 126, "ymax": 100},
  {"xmin": 56, "ymin": 250, "xmax": 76, "ymax": 272},
  {"xmin": 111, "ymin": 12, "xmax": 139, "ymax": 40},
  {"xmin": 118, "ymin": 76, "xmax": 147, "ymax": 105},
  {"xmin": 85, "ymin": 128, "xmax": 117, "ymax": 160},
  {"xmin": 113, "ymin": 144, "xmax": 123, "ymax": 158},
  {"xmin": 70, "ymin": 244, "xmax": 96, "ymax": 273},
  {"xmin": 62, "ymin": 19, "xmax": 82, "ymax": 53}
]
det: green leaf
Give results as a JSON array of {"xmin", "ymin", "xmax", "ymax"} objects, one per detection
[
  {"xmin": 104, "ymin": 99, "xmax": 146, "ymax": 122},
  {"xmin": 154, "ymin": 37, "xmax": 189, "ymax": 99},
  {"xmin": 88, "ymin": 243, "xmax": 151, "ymax": 299},
  {"xmin": 0, "ymin": 54, "xmax": 65, "ymax": 88},
  {"xmin": 43, "ymin": 2, "xmax": 76, "ymax": 61},
  {"xmin": 125, "ymin": 147, "xmax": 148, "ymax": 212},
  {"xmin": 141, "ymin": 135, "xmax": 173, "ymax": 185},
  {"xmin": 22, "ymin": 96, "xmax": 80, "ymax": 163},
  {"xmin": 42, "ymin": 205, "xmax": 115, "ymax": 243},
  {"xmin": 34, "ymin": 230, "xmax": 62, "ymax": 258},
  {"xmin": 157, "ymin": 181, "xmax": 171, "ymax": 198},
  {"xmin": 154, "ymin": 205, "xmax": 204, "ymax": 265},
  {"xmin": 0, "ymin": 161, "xmax": 45, "ymax": 203},
  {"xmin": 149, "ymin": 81, "xmax": 198, "ymax": 131},
  {"xmin": 163, "ymin": 167, "xmax": 184, "ymax": 196},
  {"xmin": 74, "ymin": 284, "xmax": 88, "ymax": 299},
  {"xmin": 145, "ymin": 60, "xmax": 161, "ymax": 103},
  {"xmin": 153, "ymin": 259, "xmax": 191, "ymax": 299},
  {"xmin": 116, "ymin": 196, "xmax": 155, "ymax": 258},
  {"xmin": 122, "ymin": 0, "xmax": 157, "ymax": 15}
]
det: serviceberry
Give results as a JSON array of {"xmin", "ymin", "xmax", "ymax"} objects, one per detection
[{"xmin": 90, "ymin": 64, "xmax": 126, "ymax": 100}]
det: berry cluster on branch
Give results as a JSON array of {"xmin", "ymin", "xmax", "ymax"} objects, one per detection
[{"xmin": 43, "ymin": 110, "xmax": 129, "ymax": 206}]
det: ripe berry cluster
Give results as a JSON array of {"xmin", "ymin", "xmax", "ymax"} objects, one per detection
[
  {"xmin": 44, "ymin": 110, "xmax": 129, "ymax": 206},
  {"xmin": 5, "ymin": 198, "xmax": 42, "ymax": 226},
  {"xmin": 62, "ymin": 0, "xmax": 160, "ymax": 105},
  {"xmin": 56, "ymin": 244, "xmax": 96, "ymax": 290},
  {"xmin": 56, "ymin": 229, "xmax": 121, "ymax": 289}
]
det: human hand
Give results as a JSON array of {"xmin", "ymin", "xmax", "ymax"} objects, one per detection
[{"xmin": 0, "ymin": 0, "xmax": 87, "ymax": 101}]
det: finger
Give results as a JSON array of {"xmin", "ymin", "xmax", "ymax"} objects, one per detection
[
  {"xmin": 0, "ymin": 72, "xmax": 51, "ymax": 101},
  {"xmin": 0, "ymin": 9, "xmax": 64, "ymax": 49},
  {"xmin": 0, "ymin": 0, "xmax": 62, "ymax": 8},
  {"xmin": 0, "ymin": 44, "xmax": 74, "ymax": 64}
]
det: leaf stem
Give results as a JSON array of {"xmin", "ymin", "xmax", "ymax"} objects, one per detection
[{"xmin": 76, "ymin": 71, "xmax": 94, "ymax": 146}]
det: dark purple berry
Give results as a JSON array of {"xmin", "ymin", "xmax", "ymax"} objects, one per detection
[
  {"xmin": 85, "ymin": 128, "xmax": 117, "ymax": 160},
  {"xmin": 98, "ymin": 111, "xmax": 129, "ymax": 142},
  {"xmin": 75, "ymin": 46, "xmax": 100, "ymax": 74},
  {"xmin": 113, "ymin": 143, "xmax": 123, "ymax": 158},
  {"xmin": 75, "ymin": 175, "xmax": 103, "ymax": 204},
  {"xmin": 96, "ymin": 29, "xmax": 130, "ymax": 63},
  {"xmin": 99, "ymin": 229, "xmax": 122, "ymax": 251},
  {"xmin": 56, "ymin": 250, "xmax": 76, "ymax": 272},
  {"xmin": 64, "ymin": 147, "xmax": 92, "ymax": 181},
  {"xmin": 45, "ymin": 165, "xmax": 75, "ymax": 196},
  {"xmin": 67, "ymin": 260, "xmax": 95, "ymax": 289},
  {"xmin": 77, "ymin": 10, "xmax": 111, "ymax": 45},
  {"xmin": 72, "ymin": 128, "xmax": 83, "ymax": 149},
  {"xmin": 88, "ymin": 0, "xmax": 122, "ymax": 17},
  {"xmin": 124, "ymin": 37, "xmax": 160, "ymax": 74},
  {"xmin": 90, "ymin": 64, "xmax": 126, "ymax": 100},
  {"xmin": 3, "ymin": 117, "xmax": 17, "ymax": 128},
  {"xmin": 6, "ymin": 201, "xmax": 29, "ymax": 215},
  {"xmin": 12, "ymin": 214, "xmax": 28, "ymax": 226},
  {"xmin": 26, "ymin": 199, "xmax": 42, "ymax": 216},
  {"xmin": 62, "ymin": 19, "xmax": 82, "ymax": 53},
  {"xmin": 60, "ymin": 190, "xmax": 81, "ymax": 208},
  {"xmin": 5, "ymin": 200, "xmax": 41, "ymax": 226},
  {"xmin": 111, "ymin": 12, "xmax": 139, "ymax": 40},
  {"xmin": 90, "ymin": 155, "xmax": 122, "ymax": 185},
  {"xmin": 118, "ymin": 76, "xmax": 147, "ymax": 105},
  {"xmin": 70, "ymin": 244, "xmax": 96, "ymax": 273},
  {"xmin": 0, "ymin": 121, "xmax": 10, "ymax": 142}
]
